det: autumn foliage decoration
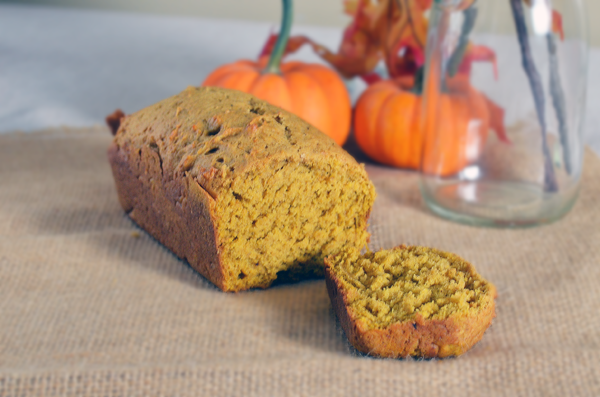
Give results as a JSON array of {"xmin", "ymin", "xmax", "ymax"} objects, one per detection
[
  {"xmin": 344, "ymin": 0, "xmax": 509, "ymax": 175},
  {"xmin": 268, "ymin": 0, "xmax": 564, "ymax": 174},
  {"xmin": 202, "ymin": 0, "xmax": 351, "ymax": 146},
  {"xmin": 348, "ymin": 0, "xmax": 508, "ymax": 173}
]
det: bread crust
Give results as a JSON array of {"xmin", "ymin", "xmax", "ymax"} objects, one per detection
[
  {"xmin": 108, "ymin": 142, "xmax": 227, "ymax": 290},
  {"xmin": 325, "ymin": 250, "xmax": 496, "ymax": 358}
]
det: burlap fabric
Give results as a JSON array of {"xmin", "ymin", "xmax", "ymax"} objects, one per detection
[{"xmin": 1, "ymin": 127, "xmax": 599, "ymax": 397}]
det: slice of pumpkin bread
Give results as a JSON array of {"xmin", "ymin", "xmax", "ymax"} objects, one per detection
[
  {"xmin": 325, "ymin": 245, "xmax": 496, "ymax": 358},
  {"xmin": 108, "ymin": 86, "xmax": 376, "ymax": 292}
]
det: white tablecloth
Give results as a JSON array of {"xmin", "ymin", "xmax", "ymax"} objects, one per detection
[{"xmin": 1, "ymin": 3, "xmax": 599, "ymax": 154}]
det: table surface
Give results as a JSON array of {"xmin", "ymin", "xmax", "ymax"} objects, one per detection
[
  {"xmin": 1, "ymin": 127, "xmax": 599, "ymax": 397},
  {"xmin": 1, "ymin": 3, "xmax": 599, "ymax": 155}
]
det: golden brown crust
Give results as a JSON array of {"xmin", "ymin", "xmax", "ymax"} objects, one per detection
[
  {"xmin": 108, "ymin": 141, "xmax": 227, "ymax": 290},
  {"xmin": 324, "ymin": 248, "xmax": 496, "ymax": 358}
]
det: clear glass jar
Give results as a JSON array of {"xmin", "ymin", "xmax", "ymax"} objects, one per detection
[{"xmin": 419, "ymin": 0, "xmax": 589, "ymax": 227}]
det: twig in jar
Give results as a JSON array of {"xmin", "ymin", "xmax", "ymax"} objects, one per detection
[{"xmin": 509, "ymin": 0, "xmax": 558, "ymax": 192}]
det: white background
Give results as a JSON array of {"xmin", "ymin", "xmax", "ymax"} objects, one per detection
[{"xmin": 1, "ymin": 4, "xmax": 598, "ymax": 154}]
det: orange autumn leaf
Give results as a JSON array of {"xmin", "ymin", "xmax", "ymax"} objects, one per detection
[
  {"xmin": 483, "ymin": 94, "xmax": 510, "ymax": 144},
  {"xmin": 552, "ymin": 9, "xmax": 565, "ymax": 40},
  {"xmin": 258, "ymin": 33, "xmax": 311, "ymax": 59},
  {"xmin": 316, "ymin": 0, "xmax": 390, "ymax": 78},
  {"xmin": 387, "ymin": 35, "xmax": 425, "ymax": 79},
  {"xmin": 257, "ymin": 33, "xmax": 312, "ymax": 67},
  {"xmin": 415, "ymin": 0, "xmax": 433, "ymax": 10},
  {"xmin": 403, "ymin": 0, "xmax": 430, "ymax": 46},
  {"xmin": 458, "ymin": 44, "xmax": 499, "ymax": 79},
  {"xmin": 379, "ymin": 0, "xmax": 430, "ymax": 78}
]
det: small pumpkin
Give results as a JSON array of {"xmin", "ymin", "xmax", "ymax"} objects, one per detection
[
  {"xmin": 354, "ymin": 74, "xmax": 507, "ymax": 176},
  {"xmin": 202, "ymin": 0, "xmax": 351, "ymax": 146}
]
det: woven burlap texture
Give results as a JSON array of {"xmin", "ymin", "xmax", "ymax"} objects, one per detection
[{"xmin": 1, "ymin": 127, "xmax": 599, "ymax": 397}]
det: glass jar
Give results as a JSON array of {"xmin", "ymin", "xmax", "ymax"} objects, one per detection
[{"xmin": 419, "ymin": 0, "xmax": 589, "ymax": 227}]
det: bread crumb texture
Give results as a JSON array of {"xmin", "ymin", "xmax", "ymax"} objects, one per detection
[
  {"xmin": 112, "ymin": 86, "xmax": 376, "ymax": 291},
  {"xmin": 325, "ymin": 245, "xmax": 496, "ymax": 358}
]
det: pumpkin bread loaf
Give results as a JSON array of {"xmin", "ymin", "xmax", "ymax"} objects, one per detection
[
  {"xmin": 108, "ymin": 86, "xmax": 376, "ymax": 292},
  {"xmin": 325, "ymin": 245, "xmax": 496, "ymax": 358}
]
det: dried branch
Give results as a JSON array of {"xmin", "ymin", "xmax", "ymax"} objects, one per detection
[
  {"xmin": 509, "ymin": 0, "xmax": 558, "ymax": 192},
  {"xmin": 547, "ymin": 33, "xmax": 571, "ymax": 174}
]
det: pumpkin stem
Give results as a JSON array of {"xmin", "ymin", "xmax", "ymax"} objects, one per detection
[
  {"xmin": 411, "ymin": 67, "xmax": 425, "ymax": 95},
  {"xmin": 265, "ymin": 0, "xmax": 293, "ymax": 74}
]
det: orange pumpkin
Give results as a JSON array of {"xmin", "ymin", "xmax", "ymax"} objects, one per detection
[
  {"xmin": 203, "ymin": 60, "xmax": 351, "ymax": 146},
  {"xmin": 354, "ymin": 75, "xmax": 504, "ymax": 176},
  {"xmin": 202, "ymin": 0, "xmax": 351, "ymax": 146}
]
